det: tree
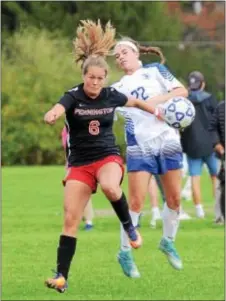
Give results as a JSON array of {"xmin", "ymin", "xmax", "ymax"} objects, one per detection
[{"xmin": 1, "ymin": 1, "xmax": 182, "ymax": 42}]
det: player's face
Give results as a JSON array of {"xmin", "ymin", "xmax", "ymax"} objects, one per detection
[
  {"xmin": 83, "ymin": 66, "xmax": 106, "ymax": 98},
  {"xmin": 114, "ymin": 45, "xmax": 139, "ymax": 72}
]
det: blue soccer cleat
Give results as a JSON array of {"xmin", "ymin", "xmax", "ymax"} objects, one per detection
[
  {"xmin": 117, "ymin": 250, "xmax": 140, "ymax": 278},
  {"xmin": 84, "ymin": 224, "xmax": 94, "ymax": 231},
  {"xmin": 159, "ymin": 237, "xmax": 183, "ymax": 270},
  {"xmin": 125, "ymin": 225, "xmax": 142, "ymax": 249}
]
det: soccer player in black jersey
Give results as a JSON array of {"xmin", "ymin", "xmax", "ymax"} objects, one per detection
[{"xmin": 44, "ymin": 20, "xmax": 158, "ymax": 293}]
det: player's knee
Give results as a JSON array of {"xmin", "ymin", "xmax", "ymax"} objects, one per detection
[
  {"xmin": 166, "ymin": 193, "xmax": 180, "ymax": 210},
  {"xmin": 101, "ymin": 183, "xmax": 121, "ymax": 200},
  {"xmin": 130, "ymin": 195, "xmax": 144, "ymax": 212},
  {"xmin": 64, "ymin": 210, "xmax": 77, "ymax": 231}
]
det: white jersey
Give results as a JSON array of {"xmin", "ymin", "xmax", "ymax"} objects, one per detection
[{"xmin": 112, "ymin": 63, "xmax": 184, "ymax": 147}]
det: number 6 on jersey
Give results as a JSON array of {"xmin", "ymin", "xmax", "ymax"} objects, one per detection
[{"xmin": 89, "ymin": 120, "xmax": 100, "ymax": 135}]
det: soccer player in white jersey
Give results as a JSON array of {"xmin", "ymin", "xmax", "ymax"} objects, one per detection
[{"xmin": 112, "ymin": 38, "xmax": 188, "ymax": 277}]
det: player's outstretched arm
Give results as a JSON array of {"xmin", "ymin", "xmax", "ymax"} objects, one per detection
[
  {"xmin": 44, "ymin": 104, "xmax": 65, "ymax": 125},
  {"xmin": 125, "ymin": 97, "xmax": 155, "ymax": 115},
  {"xmin": 147, "ymin": 87, "xmax": 188, "ymax": 107}
]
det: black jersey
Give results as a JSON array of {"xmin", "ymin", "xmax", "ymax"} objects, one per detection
[{"xmin": 58, "ymin": 84, "xmax": 128, "ymax": 166}]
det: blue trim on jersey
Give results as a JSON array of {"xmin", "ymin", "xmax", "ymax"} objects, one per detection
[
  {"xmin": 143, "ymin": 62, "xmax": 159, "ymax": 68},
  {"xmin": 143, "ymin": 63, "xmax": 174, "ymax": 81},
  {"xmin": 127, "ymin": 152, "xmax": 183, "ymax": 175},
  {"xmin": 126, "ymin": 131, "xmax": 138, "ymax": 146},
  {"xmin": 125, "ymin": 117, "xmax": 138, "ymax": 146}
]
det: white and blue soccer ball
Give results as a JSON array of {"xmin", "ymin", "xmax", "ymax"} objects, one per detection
[{"xmin": 160, "ymin": 97, "xmax": 196, "ymax": 129}]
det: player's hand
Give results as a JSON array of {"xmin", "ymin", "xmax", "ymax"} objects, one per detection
[
  {"xmin": 154, "ymin": 106, "xmax": 166, "ymax": 121},
  {"xmin": 44, "ymin": 110, "xmax": 57, "ymax": 125},
  {"xmin": 214, "ymin": 143, "xmax": 225, "ymax": 155}
]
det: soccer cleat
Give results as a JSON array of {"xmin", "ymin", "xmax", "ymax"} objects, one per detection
[
  {"xmin": 84, "ymin": 224, "xmax": 94, "ymax": 231},
  {"xmin": 126, "ymin": 225, "xmax": 142, "ymax": 249},
  {"xmin": 179, "ymin": 210, "xmax": 192, "ymax": 220},
  {"xmin": 181, "ymin": 190, "xmax": 192, "ymax": 201},
  {"xmin": 150, "ymin": 219, "xmax": 156, "ymax": 229},
  {"xmin": 214, "ymin": 217, "xmax": 224, "ymax": 225},
  {"xmin": 117, "ymin": 250, "xmax": 140, "ymax": 278},
  {"xmin": 159, "ymin": 237, "xmax": 183, "ymax": 270},
  {"xmin": 195, "ymin": 206, "xmax": 205, "ymax": 219},
  {"xmin": 45, "ymin": 271, "xmax": 68, "ymax": 293}
]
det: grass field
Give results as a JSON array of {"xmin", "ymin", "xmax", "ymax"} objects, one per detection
[{"xmin": 2, "ymin": 166, "xmax": 225, "ymax": 300}]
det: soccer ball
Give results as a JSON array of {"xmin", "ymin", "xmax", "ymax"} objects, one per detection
[{"xmin": 160, "ymin": 97, "xmax": 196, "ymax": 129}]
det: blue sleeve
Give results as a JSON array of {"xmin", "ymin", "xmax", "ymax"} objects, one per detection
[{"xmin": 144, "ymin": 63, "xmax": 175, "ymax": 81}]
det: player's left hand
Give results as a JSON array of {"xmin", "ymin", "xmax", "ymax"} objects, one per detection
[{"xmin": 154, "ymin": 106, "xmax": 165, "ymax": 121}]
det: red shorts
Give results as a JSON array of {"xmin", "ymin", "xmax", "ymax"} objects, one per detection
[{"xmin": 63, "ymin": 155, "xmax": 124, "ymax": 193}]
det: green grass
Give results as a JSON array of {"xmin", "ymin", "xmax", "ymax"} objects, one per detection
[{"xmin": 2, "ymin": 166, "xmax": 225, "ymax": 300}]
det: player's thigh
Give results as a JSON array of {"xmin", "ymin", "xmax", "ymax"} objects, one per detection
[
  {"xmin": 97, "ymin": 161, "xmax": 123, "ymax": 200},
  {"xmin": 96, "ymin": 160, "xmax": 123, "ymax": 188},
  {"xmin": 64, "ymin": 180, "xmax": 92, "ymax": 221}
]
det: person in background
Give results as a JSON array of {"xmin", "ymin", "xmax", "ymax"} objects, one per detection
[
  {"xmin": 136, "ymin": 176, "xmax": 164, "ymax": 230},
  {"xmin": 61, "ymin": 126, "xmax": 94, "ymax": 230},
  {"xmin": 209, "ymin": 100, "xmax": 225, "ymax": 222},
  {"xmin": 138, "ymin": 173, "xmax": 191, "ymax": 229},
  {"xmin": 181, "ymin": 153, "xmax": 192, "ymax": 201},
  {"xmin": 180, "ymin": 71, "xmax": 218, "ymax": 218}
]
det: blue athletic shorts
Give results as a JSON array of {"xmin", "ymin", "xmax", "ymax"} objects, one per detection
[
  {"xmin": 187, "ymin": 153, "xmax": 218, "ymax": 176},
  {"xmin": 126, "ymin": 132, "xmax": 183, "ymax": 175}
]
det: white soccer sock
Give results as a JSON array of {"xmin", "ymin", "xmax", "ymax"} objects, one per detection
[
  {"xmin": 152, "ymin": 206, "xmax": 160, "ymax": 214},
  {"xmin": 85, "ymin": 220, "xmax": 93, "ymax": 225},
  {"xmin": 130, "ymin": 210, "xmax": 140, "ymax": 227},
  {"xmin": 120, "ymin": 210, "xmax": 140, "ymax": 251},
  {"xmin": 151, "ymin": 207, "xmax": 161, "ymax": 221},
  {"xmin": 195, "ymin": 204, "xmax": 205, "ymax": 217},
  {"xmin": 162, "ymin": 202, "xmax": 180, "ymax": 241}
]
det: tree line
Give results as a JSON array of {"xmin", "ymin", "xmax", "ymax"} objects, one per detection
[{"xmin": 1, "ymin": 1, "xmax": 224, "ymax": 165}]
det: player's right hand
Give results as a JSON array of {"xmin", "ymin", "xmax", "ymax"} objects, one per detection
[
  {"xmin": 214, "ymin": 143, "xmax": 225, "ymax": 156},
  {"xmin": 44, "ymin": 110, "xmax": 57, "ymax": 125}
]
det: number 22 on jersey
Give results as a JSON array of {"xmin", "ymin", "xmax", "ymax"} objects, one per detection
[{"xmin": 131, "ymin": 86, "xmax": 148, "ymax": 100}]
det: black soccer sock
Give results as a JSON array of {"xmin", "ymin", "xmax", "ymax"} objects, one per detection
[
  {"xmin": 57, "ymin": 235, "xmax": 77, "ymax": 280},
  {"xmin": 109, "ymin": 192, "xmax": 133, "ymax": 232}
]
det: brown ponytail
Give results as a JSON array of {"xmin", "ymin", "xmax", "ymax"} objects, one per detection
[
  {"xmin": 138, "ymin": 45, "xmax": 165, "ymax": 64},
  {"xmin": 73, "ymin": 19, "xmax": 116, "ymax": 74},
  {"xmin": 116, "ymin": 37, "xmax": 166, "ymax": 64}
]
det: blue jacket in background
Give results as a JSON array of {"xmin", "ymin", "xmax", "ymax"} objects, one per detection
[{"xmin": 180, "ymin": 89, "xmax": 218, "ymax": 158}]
